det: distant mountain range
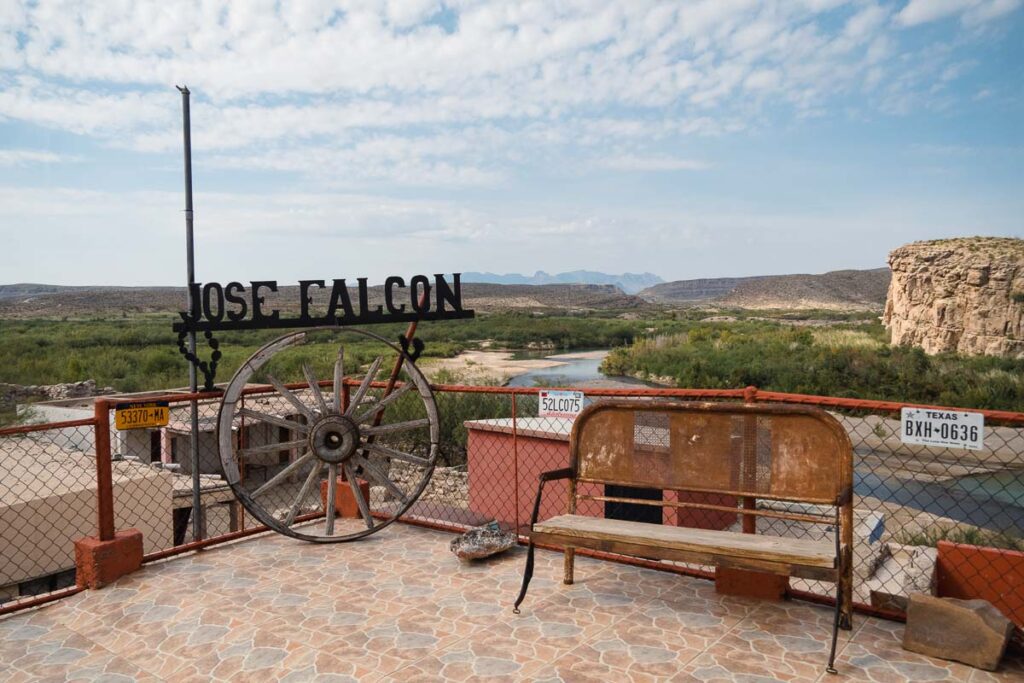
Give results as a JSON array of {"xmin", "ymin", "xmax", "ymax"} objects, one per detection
[
  {"xmin": 0, "ymin": 282, "xmax": 644, "ymax": 318},
  {"xmin": 0, "ymin": 267, "xmax": 891, "ymax": 318},
  {"xmin": 638, "ymin": 268, "xmax": 890, "ymax": 311},
  {"xmin": 461, "ymin": 270, "xmax": 663, "ymax": 294}
]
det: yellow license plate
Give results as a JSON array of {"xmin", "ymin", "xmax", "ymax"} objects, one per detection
[{"xmin": 115, "ymin": 402, "xmax": 170, "ymax": 430}]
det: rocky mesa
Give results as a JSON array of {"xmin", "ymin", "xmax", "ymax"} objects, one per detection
[{"xmin": 884, "ymin": 237, "xmax": 1024, "ymax": 358}]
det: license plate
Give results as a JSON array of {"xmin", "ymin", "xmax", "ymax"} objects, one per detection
[
  {"xmin": 115, "ymin": 401, "xmax": 170, "ymax": 430},
  {"xmin": 539, "ymin": 390, "xmax": 584, "ymax": 418}
]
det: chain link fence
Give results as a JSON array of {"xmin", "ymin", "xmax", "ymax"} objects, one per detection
[
  {"xmin": 0, "ymin": 419, "xmax": 96, "ymax": 611},
  {"xmin": 2, "ymin": 383, "xmax": 1022, "ymax": 637}
]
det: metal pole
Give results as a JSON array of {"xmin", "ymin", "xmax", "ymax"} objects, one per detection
[{"xmin": 177, "ymin": 85, "xmax": 203, "ymax": 542}]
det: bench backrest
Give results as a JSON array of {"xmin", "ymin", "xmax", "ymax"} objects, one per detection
[{"xmin": 570, "ymin": 401, "xmax": 852, "ymax": 505}]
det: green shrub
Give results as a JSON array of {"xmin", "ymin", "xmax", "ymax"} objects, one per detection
[{"xmin": 894, "ymin": 526, "xmax": 1024, "ymax": 552}]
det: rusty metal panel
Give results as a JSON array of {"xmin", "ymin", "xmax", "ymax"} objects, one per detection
[
  {"xmin": 575, "ymin": 409, "xmax": 635, "ymax": 481},
  {"xmin": 571, "ymin": 401, "xmax": 852, "ymax": 505},
  {"xmin": 668, "ymin": 412, "xmax": 737, "ymax": 490},
  {"xmin": 767, "ymin": 415, "xmax": 844, "ymax": 500}
]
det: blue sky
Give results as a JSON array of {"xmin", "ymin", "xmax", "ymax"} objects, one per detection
[{"xmin": 0, "ymin": 0, "xmax": 1021, "ymax": 286}]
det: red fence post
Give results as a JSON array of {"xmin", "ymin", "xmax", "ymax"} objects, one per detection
[
  {"xmin": 73, "ymin": 397, "xmax": 143, "ymax": 589},
  {"xmin": 94, "ymin": 398, "xmax": 115, "ymax": 542}
]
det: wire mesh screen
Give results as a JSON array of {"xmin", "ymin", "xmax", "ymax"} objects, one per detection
[
  {"xmin": 2, "ymin": 384, "xmax": 1022, "ymax": 636},
  {"xmin": 828, "ymin": 408, "xmax": 1024, "ymax": 627},
  {"xmin": 0, "ymin": 422, "xmax": 96, "ymax": 609}
]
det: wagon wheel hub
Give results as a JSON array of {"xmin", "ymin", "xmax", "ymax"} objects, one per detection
[{"xmin": 309, "ymin": 415, "xmax": 360, "ymax": 464}]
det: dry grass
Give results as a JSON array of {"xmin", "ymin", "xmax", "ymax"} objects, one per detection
[{"xmin": 811, "ymin": 328, "xmax": 885, "ymax": 349}]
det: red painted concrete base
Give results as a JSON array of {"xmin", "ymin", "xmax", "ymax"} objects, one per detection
[
  {"xmin": 715, "ymin": 566, "xmax": 788, "ymax": 600},
  {"xmin": 321, "ymin": 477, "xmax": 371, "ymax": 518},
  {"xmin": 74, "ymin": 529, "xmax": 143, "ymax": 589},
  {"xmin": 937, "ymin": 541, "xmax": 1024, "ymax": 630}
]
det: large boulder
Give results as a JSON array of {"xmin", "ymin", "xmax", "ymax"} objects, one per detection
[{"xmin": 903, "ymin": 593, "xmax": 1014, "ymax": 671}]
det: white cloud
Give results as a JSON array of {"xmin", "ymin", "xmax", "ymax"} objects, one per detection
[
  {"xmin": 0, "ymin": 0, "xmax": 1019, "ymax": 271},
  {"xmin": 0, "ymin": 149, "xmax": 78, "ymax": 166},
  {"xmin": 897, "ymin": 0, "xmax": 1022, "ymax": 26},
  {"xmin": 0, "ymin": 0, "xmax": 1007, "ymax": 189},
  {"xmin": 597, "ymin": 155, "xmax": 710, "ymax": 172}
]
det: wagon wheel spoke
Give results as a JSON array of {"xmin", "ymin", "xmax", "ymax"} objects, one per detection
[
  {"xmin": 325, "ymin": 463, "xmax": 338, "ymax": 536},
  {"xmin": 363, "ymin": 441, "xmax": 432, "ymax": 467},
  {"xmin": 265, "ymin": 373, "xmax": 317, "ymax": 421},
  {"xmin": 361, "ymin": 418, "xmax": 430, "ymax": 436},
  {"xmin": 303, "ymin": 362, "xmax": 331, "ymax": 416},
  {"xmin": 353, "ymin": 453, "xmax": 408, "ymax": 505},
  {"xmin": 343, "ymin": 462, "xmax": 375, "ymax": 529},
  {"xmin": 285, "ymin": 461, "xmax": 324, "ymax": 527},
  {"xmin": 332, "ymin": 348, "xmax": 344, "ymax": 414},
  {"xmin": 240, "ymin": 438, "xmax": 307, "ymax": 457},
  {"xmin": 345, "ymin": 356, "xmax": 383, "ymax": 416},
  {"xmin": 252, "ymin": 450, "xmax": 315, "ymax": 497},
  {"xmin": 237, "ymin": 407, "xmax": 309, "ymax": 435},
  {"xmin": 353, "ymin": 381, "xmax": 414, "ymax": 424}
]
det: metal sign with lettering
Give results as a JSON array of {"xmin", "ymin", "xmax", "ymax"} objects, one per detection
[
  {"xmin": 172, "ymin": 273, "xmax": 474, "ymax": 390},
  {"xmin": 900, "ymin": 407, "xmax": 984, "ymax": 451},
  {"xmin": 173, "ymin": 273, "xmax": 473, "ymax": 333}
]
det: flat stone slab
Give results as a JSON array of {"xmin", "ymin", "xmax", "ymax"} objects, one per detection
[{"xmin": 903, "ymin": 593, "xmax": 1014, "ymax": 671}]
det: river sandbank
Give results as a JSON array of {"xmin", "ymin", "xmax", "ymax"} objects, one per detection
[{"xmin": 422, "ymin": 350, "xmax": 568, "ymax": 384}]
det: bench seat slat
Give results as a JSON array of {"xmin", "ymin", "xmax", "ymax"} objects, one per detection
[{"xmin": 532, "ymin": 514, "xmax": 835, "ymax": 569}]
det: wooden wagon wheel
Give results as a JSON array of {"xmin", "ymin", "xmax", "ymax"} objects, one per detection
[{"xmin": 216, "ymin": 328, "xmax": 439, "ymax": 542}]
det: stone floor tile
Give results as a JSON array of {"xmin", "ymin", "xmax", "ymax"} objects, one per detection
[
  {"xmin": 604, "ymin": 600, "xmax": 740, "ymax": 663},
  {"xmin": 968, "ymin": 650, "xmax": 1024, "ymax": 682},
  {"xmin": 830, "ymin": 616, "xmax": 975, "ymax": 681},
  {"xmin": 0, "ymin": 522, "xmax": 1002, "ymax": 683},
  {"xmin": 713, "ymin": 599, "xmax": 859, "ymax": 669},
  {"xmin": 678, "ymin": 639, "xmax": 823, "ymax": 682},
  {"xmin": 481, "ymin": 599, "xmax": 620, "ymax": 662},
  {"xmin": 529, "ymin": 641, "xmax": 663, "ymax": 683},
  {"xmin": 17, "ymin": 649, "xmax": 160, "ymax": 682},
  {"xmin": 165, "ymin": 640, "xmax": 321, "ymax": 682},
  {"xmin": 319, "ymin": 608, "xmax": 473, "ymax": 675},
  {"xmin": 381, "ymin": 628, "xmax": 555, "ymax": 682}
]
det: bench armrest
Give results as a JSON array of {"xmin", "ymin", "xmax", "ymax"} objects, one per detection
[
  {"xmin": 528, "ymin": 468, "xmax": 575, "ymax": 528},
  {"xmin": 539, "ymin": 467, "xmax": 573, "ymax": 482}
]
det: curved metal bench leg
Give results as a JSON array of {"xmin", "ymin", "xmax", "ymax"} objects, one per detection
[
  {"xmin": 826, "ymin": 524, "xmax": 844, "ymax": 675},
  {"xmin": 512, "ymin": 542, "xmax": 536, "ymax": 614},
  {"xmin": 826, "ymin": 578, "xmax": 841, "ymax": 674}
]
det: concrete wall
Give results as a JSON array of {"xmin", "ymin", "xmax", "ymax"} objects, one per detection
[{"xmin": 0, "ymin": 467, "xmax": 174, "ymax": 589}]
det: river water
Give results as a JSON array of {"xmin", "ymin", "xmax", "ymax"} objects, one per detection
[{"xmin": 505, "ymin": 350, "xmax": 657, "ymax": 388}]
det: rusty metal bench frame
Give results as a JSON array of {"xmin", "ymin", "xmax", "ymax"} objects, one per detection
[{"xmin": 512, "ymin": 400, "xmax": 854, "ymax": 674}]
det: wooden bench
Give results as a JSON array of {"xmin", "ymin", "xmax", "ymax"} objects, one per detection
[{"xmin": 512, "ymin": 400, "xmax": 854, "ymax": 674}]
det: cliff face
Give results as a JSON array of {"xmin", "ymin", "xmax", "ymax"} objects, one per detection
[{"xmin": 884, "ymin": 238, "xmax": 1024, "ymax": 358}]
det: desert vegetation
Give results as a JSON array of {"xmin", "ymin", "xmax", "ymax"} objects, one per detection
[
  {"xmin": 601, "ymin": 321, "xmax": 1024, "ymax": 411},
  {"xmin": 3, "ymin": 309, "xmax": 1023, "ymax": 413},
  {"xmin": 0, "ymin": 314, "xmax": 681, "ymax": 393}
]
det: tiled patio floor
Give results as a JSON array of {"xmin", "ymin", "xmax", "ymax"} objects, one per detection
[{"xmin": 2, "ymin": 521, "xmax": 1022, "ymax": 682}]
